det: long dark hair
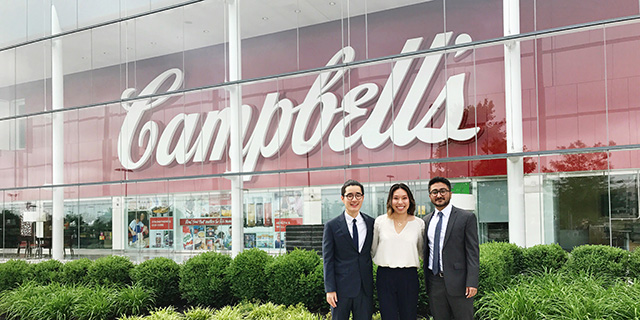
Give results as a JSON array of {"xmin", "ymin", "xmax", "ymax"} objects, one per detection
[{"xmin": 386, "ymin": 183, "xmax": 416, "ymax": 216}]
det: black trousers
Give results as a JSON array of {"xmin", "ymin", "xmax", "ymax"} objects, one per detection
[
  {"xmin": 427, "ymin": 273, "xmax": 474, "ymax": 320},
  {"xmin": 376, "ymin": 267, "xmax": 418, "ymax": 320},
  {"xmin": 331, "ymin": 287, "xmax": 373, "ymax": 320}
]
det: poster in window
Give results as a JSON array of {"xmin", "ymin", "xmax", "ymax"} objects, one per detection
[{"xmin": 244, "ymin": 233, "xmax": 256, "ymax": 248}]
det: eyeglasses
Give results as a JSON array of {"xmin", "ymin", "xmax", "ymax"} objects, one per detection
[
  {"xmin": 429, "ymin": 188, "xmax": 450, "ymax": 196},
  {"xmin": 344, "ymin": 193, "xmax": 363, "ymax": 200}
]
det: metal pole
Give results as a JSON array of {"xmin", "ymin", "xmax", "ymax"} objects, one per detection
[
  {"xmin": 51, "ymin": 4, "xmax": 65, "ymax": 260},
  {"xmin": 228, "ymin": 0, "xmax": 244, "ymax": 258},
  {"xmin": 504, "ymin": 0, "xmax": 526, "ymax": 247}
]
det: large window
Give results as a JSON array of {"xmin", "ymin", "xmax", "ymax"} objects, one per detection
[{"xmin": 551, "ymin": 173, "xmax": 640, "ymax": 250}]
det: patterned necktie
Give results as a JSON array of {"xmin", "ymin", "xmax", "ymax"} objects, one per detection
[
  {"xmin": 352, "ymin": 218, "xmax": 359, "ymax": 252},
  {"xmin": 432, "ymin": 212, "xmax": 444, "ymax": 275}
]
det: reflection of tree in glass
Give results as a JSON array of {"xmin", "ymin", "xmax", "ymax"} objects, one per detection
[
  {"xmin": 431, "ymin": 99, "xmax": 536, "ymax": 177},
  {"xmin": 546, "ymin": 140, "xmax": 615, "ymax": 237},
  {"xmin": 543, "ymin": 140, "xmax": 614, "ymax": 173}
]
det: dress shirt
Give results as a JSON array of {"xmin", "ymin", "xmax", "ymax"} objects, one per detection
[
  {"xmin": 345, "ymin": 211, "xmax": 367, "ymax": 252},
  {"xmin": 427, "ymin": 203, "xmax": 452, "ymax": 273},
  {"xmin": 371, "ymin": 214, "xmax": 425, "ymax": 268}
]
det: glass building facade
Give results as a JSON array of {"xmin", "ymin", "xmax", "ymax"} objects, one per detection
[{"xmin": 2, "ymin": 0, "xmax": 640, "ymax": 259}]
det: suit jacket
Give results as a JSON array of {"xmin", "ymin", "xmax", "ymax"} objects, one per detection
[
  {"xmin": 323, "ymin": 211, "xmax": 375, "ymax": 298},
  {"xmin": 423, "ymin": 206, "xmax": 479, "ymax": 296}
]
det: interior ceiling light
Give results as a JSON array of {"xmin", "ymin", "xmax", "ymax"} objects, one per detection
[
  {"xmin": 329, "ymin": 1, "xmax": 336, "ymax": 5},
  {"xmin": 262, "ymin": 17, "xmax": 269, "ymax": 20},
  {"xmin": 294, "ymin": 9, "xmax": 301, "ymax": 13}
]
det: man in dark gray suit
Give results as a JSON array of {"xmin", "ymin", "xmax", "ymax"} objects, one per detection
[
  {"xmin": 323, "ymin": 179, "xmax": 375, "ymax": 320},
  {"xmin": 423, "ymin": 177, "xmax": 479, "ymax": 320}
]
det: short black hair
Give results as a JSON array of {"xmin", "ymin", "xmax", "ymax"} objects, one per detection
[
  {"xmin": 341, "ymin": 179, "xmax": 364, "ymax": 196},
  {"xmin": 428, "ymin": 176, "xmax": 451, "ymax": 191}
]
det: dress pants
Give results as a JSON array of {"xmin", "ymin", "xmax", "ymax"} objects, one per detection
[
  {"xmin": 427, "ymin": 272, "xmax": 474, "ymax": 320},
  {"xmin": 331, "ymin": 287, "xmax": 373, "ymax": 320},
  {"xmin": 376, "ymin": 267, "xmax": 418, "ymax": 320}
]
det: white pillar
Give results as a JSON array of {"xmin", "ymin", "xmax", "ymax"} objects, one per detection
[
  {"xmin": 51, "ymin": 5, "xmax": 65, "ymax": 260},
  {"xmin": 504, "ymin": 0, "xmax": 526, "ymax": 247},
  {"xmin": 228, "ymin": 0, "xmax": 244, "ymax": 258}
]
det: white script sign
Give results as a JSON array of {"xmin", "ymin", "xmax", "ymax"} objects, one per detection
[{"xmin": 117, "ymin": 32, "xmax": 481, "ymax": 179}]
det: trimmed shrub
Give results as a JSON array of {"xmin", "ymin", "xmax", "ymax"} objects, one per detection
[
  {"xmin": 301, "ymin": 262, "xmax": 326, "ymax": 312},
  {"xmin": 227, "ymin": 248, "xmax": 273, "ymax": 302},
  {"xmin": 180, "ymin": 251, "xmax": 233, "ymax": 307},
  {"xmin": 478, "ymin": 242, "xmax": 524, "ymax": 294},
  {"xmin": 265, "ymin": 249, "xmax": 323, "ymax": 310},
  {"xmin": 60, "ymin": 258, "xmax": 93, "ymax": 285},
  {"xmin": 522, "ymin": 244, "xmax": 568, "ymax": 274},
  {"xmin": 131, "ymin": 257, "xmax": 181, "ymax": 306},
  {"xmin": 565, "ymin": 244, "xmax": 629, "ymax": 280},
  {"xmin": 32, "ymin": 259, "xmax": 63, "ymax": 285},
  {"xmin": 0, "ymin": 259, "xmax": 32, "ymax": 292},
  {"xmin": 88, "ymin": 255, "xmax": 134, "ymax": 287},
  {"xmin": 627, "ymin": 247, "xmax": 640, "ymax": 280}
]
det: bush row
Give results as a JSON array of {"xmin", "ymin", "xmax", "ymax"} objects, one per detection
[
  {"xmin": 478, "ymin": 242, "xmax": 640, "ymax": 295},
  {"xmin": 2, "ymin": 244, "xmax": 638, "ymax": 317},
  {"xmin": 0, "ymin": 249, "xmax": 324, "ymax": 312}
]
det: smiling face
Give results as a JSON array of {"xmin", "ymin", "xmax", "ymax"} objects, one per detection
[
  {"xmin": 392, "ymin": 188, "xmax": 410, "ymax": 215},
  {"xmin": 429, "ymin": 182, "xmax": 451, "ymax": 211},
  {"xmin": 341, "ymin": 185, "xmax": 364, "ymax": 217}
]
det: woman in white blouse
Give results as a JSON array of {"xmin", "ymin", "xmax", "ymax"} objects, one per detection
[{"xmin": 372, "ymin": 183, "xmax": 425, "ymax": 320}]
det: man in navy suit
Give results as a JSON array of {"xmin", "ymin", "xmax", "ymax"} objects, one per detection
[
  {"xmin": 323, "ymin": 179, "xmax": 375, "ymax": 320},
  {"xmin": 423, "ymin": 177, "xmax": 479, "ymax": 320}
]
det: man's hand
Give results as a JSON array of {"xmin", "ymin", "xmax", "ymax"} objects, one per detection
[
  {"xmin": 326, "ymin": 292, "xmax": 338, "ymax": 308},
  {"xmin": 465, "ymin": 287, "xmax": 477, "ymax": 298}
]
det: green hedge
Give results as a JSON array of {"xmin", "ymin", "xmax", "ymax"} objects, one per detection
[
  {"xmin": 5, "ymin": 243, "xmax": 640, "ymax": 319},
  {"xmin": 59, "ymin": 258, "xmax": 93, "ymax": 285},
  {"xmin": 264, "ymin": 249, "xmax": 324, "ymax": 312},
  {"xmin": 131, "ymin": 257, "xmax": 181, "ymax": 306},
  {"xmin": 227, "ymin": 248, "xmax": 274, "ymax": 302},
  {"xmin": 522, "ymin": 244, "xmax": 568, "ymax": 274},
  {"xmin": 565, "ymin": 245, "xmax": 629, "ymax": 280},
  {"xmin": 0, "ymin": 260, "xmax": 32, "ymax": 292},
  {"xmin": 627, "ymin": 247, "xmax": 640, "ymax": 280},
  {"xmin": 180, "ymin": 251, "xmax": 233, "ymax": 308},
  {"xmin": 32, "ymin": 259, "xmax": 63, "ymax": 285},
  {"xmin": 478, "ymin": 242, "xmax": 524, "ymax": 294},
  {"xmin": 88, "ymin": 255, "xmax": 135, "ymax": 287}
]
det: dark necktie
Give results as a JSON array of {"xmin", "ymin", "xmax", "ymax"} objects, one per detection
[
  {"xmin": 352, "ymin": 218, "xmax": 359, "ymax": 252},
  {"xmin": 432, "ymin": 212, "xmax": 444, "ymax": 275}
]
